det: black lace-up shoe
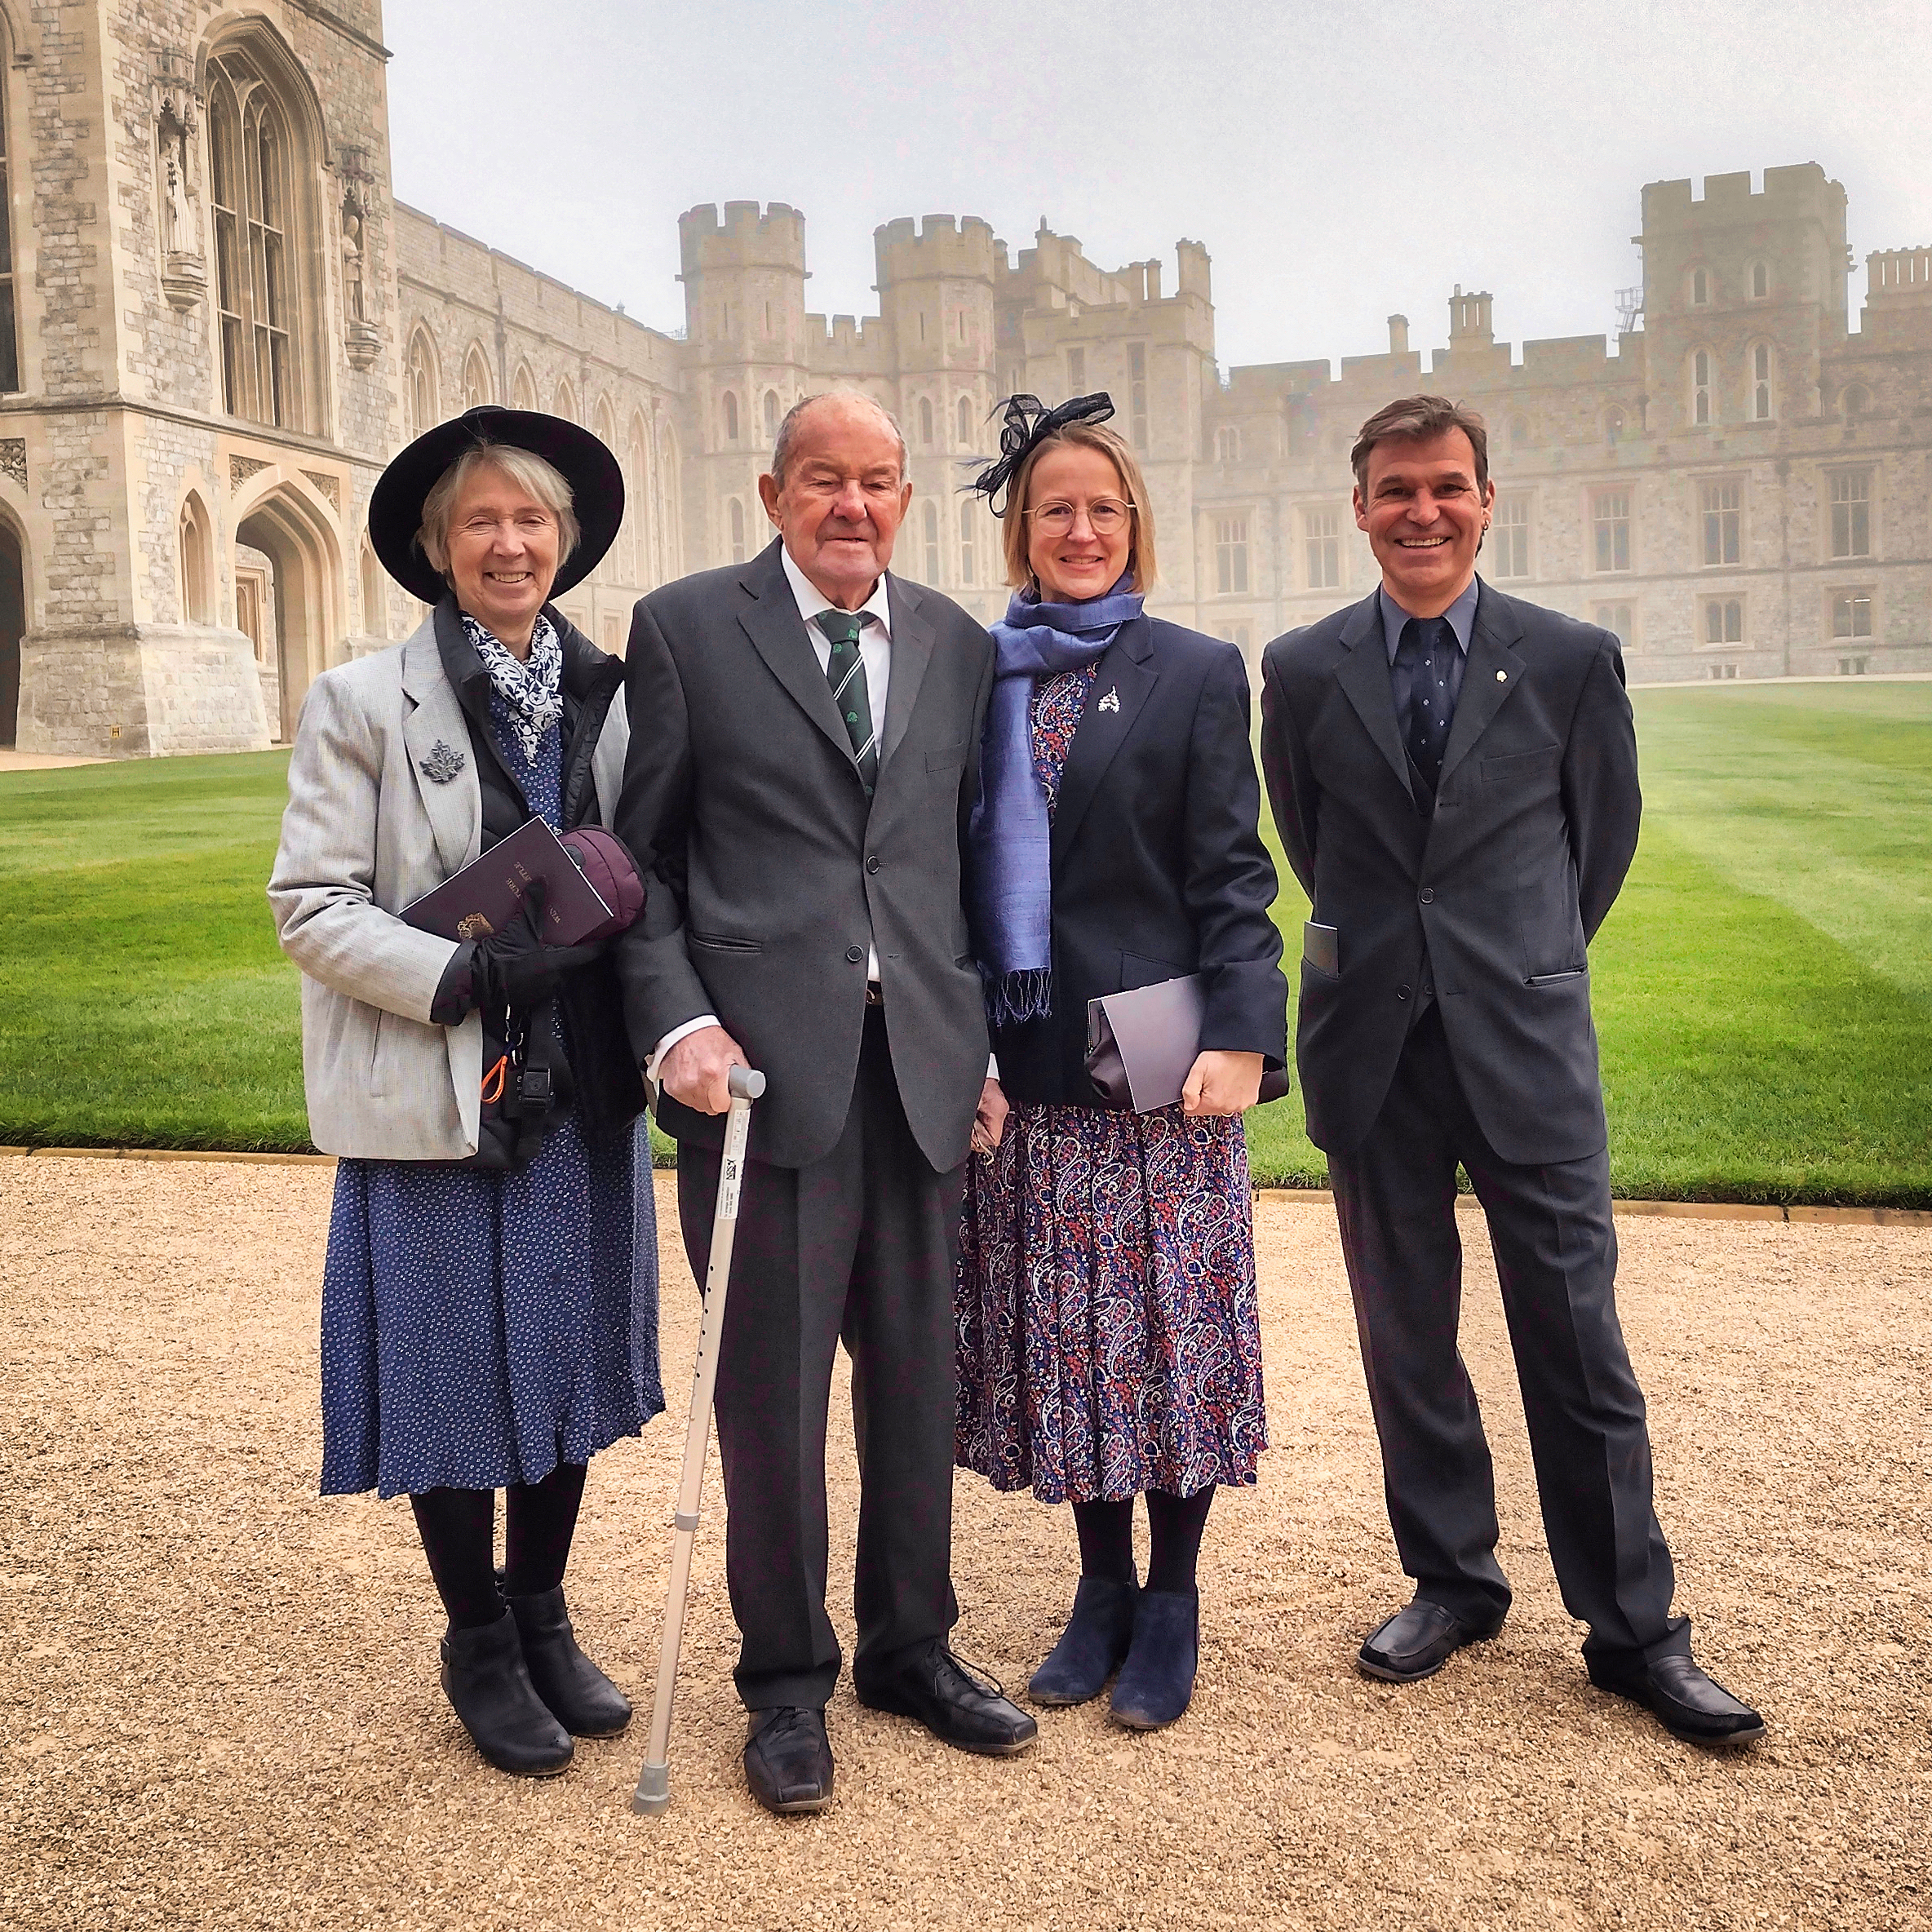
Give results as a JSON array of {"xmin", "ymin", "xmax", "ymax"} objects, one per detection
[
  {"xmin": 744, "ymin": 1706, "xmax": 835, "ymax": 1815},
  {"xmin": 857, "ymin": 1645, "xmax": 1039, "ymax": 1755}
]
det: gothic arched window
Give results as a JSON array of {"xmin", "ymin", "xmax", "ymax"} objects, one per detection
[
  {"xmin": 512, "ymin": 363, "xmax": 538, "ymax": 412},
  {"xmin": 552, "ymin": 377, "xmax": 578, "ymax": 424},
  {"xmin": 208, "ymin": 51, "xmax": 304, "ymax": 428},
  {"xmin": 763, "ymin": 389, "xmax": 781, "ymax": 441},
  {"xmin": 405, "ymin": 328, "xmax": 437, "ymax": 437},
  {"xmin": 1750, "ymin": 342, "xmax": 1774, "ymax": 421},
  {"xmin": 1691, "ymin": 349, "xmax": 1713, "ymax": 426},
  {"xmin": 627, "ymin": 413, "xmax": 651, "ymax": 583},
  {"xmin": 728, "ymin": 497, "xmax": 746, "ymax": 565},
  {"xmin": 463, "ymin": 343, "xmax": 493, "ymax": 410},
  {"xmin": 722, "ymin": 390, "xmax": 740, "ymax": 442},
  {"xmin": 957, "ymin": 395, "xmax": 973, "ymax": 449},
  {"xmin": 919, "ymin": 397, "xmax": 934, "ymax": 446}
]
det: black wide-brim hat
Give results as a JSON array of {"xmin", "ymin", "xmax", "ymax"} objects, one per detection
[{"xmin": 369, "ymin": 405, "xmax": 625, "ymax": 605}]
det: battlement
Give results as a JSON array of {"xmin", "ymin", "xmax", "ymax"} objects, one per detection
[
  {"xmin": 679, "ymin": 201, "xmax": 808, "ymax": 277},
  {"xmin": 1519, "ymin": 334, "xmax": 1616, "ymax": 381},
  {"xmin": 874, "ymin": 214, "xmax": 999, "ymax": 286},
  {"xmin": 805, "ymin": 312, "xmax": 893, "ymax": 372},
  {"xmin": 1640, "ymin": 162, "xmax": 1844, "ymax": 233},
  {"xmin": 1868, "ymin": 246, "xmax": 1932, "ymax": 306}
]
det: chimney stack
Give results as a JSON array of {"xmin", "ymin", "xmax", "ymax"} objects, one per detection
[{"xmin": 1387, "ymin": 313, "xmax": 1409, "ymax": 355}]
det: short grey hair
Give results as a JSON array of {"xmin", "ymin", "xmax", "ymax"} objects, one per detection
[
  {"xmin": 769, "ymin": 392, "xmax": 908, "ymax": 488},
  {"xmin": 418, "ymin": 441, "xmax": 583, "ymax": 578}
]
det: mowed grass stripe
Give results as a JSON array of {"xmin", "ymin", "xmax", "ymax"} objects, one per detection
[
  {"xmin": 1590, "ymin": 819, "xmax": 1931, "ymax": 1206},
  {"xmin": 1633, "ymin": 685, "xmax": 1932, "ymax": 1005},
  {"xmin": 2, "ymin": 686, "xmax": 1927, "ymax": 1201}
]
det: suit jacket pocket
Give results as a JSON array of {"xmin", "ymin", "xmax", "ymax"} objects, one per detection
[
  {"xmin": 1527, "ymin": 967, "xmax": 1587, "ymax": 986},
  {"xmin": 925, "ymin": 746, "xmax": 966, "ymax": 774},
  {"xmin": 1119, "ymin": 950, "xmax": 1187, "ymax": 991},
  {"xmin": 1482, "ymin": 745, "xmax": 1561, "ymax": 782},
  {"xmin": 690, "ymin": 931, "xmax": 764, "ymax": 955}
]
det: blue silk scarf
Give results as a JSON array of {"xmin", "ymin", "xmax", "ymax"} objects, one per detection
[{"xmin": 970, "ymin": 576, "xmax": 1144, "ymax": 1024}]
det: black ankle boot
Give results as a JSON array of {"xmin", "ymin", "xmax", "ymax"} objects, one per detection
[
  {"xmin": 507, "ymin": 1585, "xmax": 632, "ymax": 1738},
  {"xmin": 440, "ymin": 1609, "xmax": 574, "ymax": 1776}
]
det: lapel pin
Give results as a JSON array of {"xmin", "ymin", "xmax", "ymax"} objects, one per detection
[
  {"xmin": 1496, "ymin": 670, "xmax": 1508, "ymax": 682},
  {"xmin": 419, "ymin": 739, "xmax": 466, "ymax": 783},
  {"xmin": 1098, "ymin": 686, "xmax": 1121, "ymax": 714}
]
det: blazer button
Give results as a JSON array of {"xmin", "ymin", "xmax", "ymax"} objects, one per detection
[
  {"xmin": 1396, "ymin": 984, "xmax": 1412, "ymax": 1001},
  {"xmin": 845, "ymin": 946, "xmax": 864, "ymax": 964},
  {"xmin": 1419, "ymin": 887, "xmax": 1435, "ymax": 904},
  {"xmin": 866, "ymin": 854, "xmax": 881, "ymax": 874}
]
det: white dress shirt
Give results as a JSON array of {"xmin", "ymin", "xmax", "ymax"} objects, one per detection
[{"xmin": 649, "ymin": 547, "xmax": 893, "ymax": 1070}]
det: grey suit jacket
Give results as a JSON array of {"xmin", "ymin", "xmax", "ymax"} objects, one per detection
[
  {"xmin": 614, "ymin": 538, "xmax": 995, "ymax": 1172},
  {"xmin": 1259, "ymin": 579, "xmax": 1641, "ymax": 1166},
  {"xmin": 268, "ymin": 615, "xmax": 628, "ymax": 1159}
]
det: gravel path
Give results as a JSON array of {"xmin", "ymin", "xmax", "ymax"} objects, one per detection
[{"xmin": 2, "ymin": 1161, "xmax": 1928, "ymax": 1931}]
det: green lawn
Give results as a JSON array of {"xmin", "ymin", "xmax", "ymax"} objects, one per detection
[{"xmin": 3, "ymin": 680, "xmax": 1929, "ymax": 1203}]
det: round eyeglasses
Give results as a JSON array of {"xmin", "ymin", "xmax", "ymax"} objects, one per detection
[{"xmin": 1025, "ymin": 499, "xmax": 1135, "ymax": 537}]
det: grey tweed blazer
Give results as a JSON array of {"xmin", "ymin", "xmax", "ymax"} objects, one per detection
[{"xmin": 267, "ymin": 614, "xmax": 628, "ymax": 1159}]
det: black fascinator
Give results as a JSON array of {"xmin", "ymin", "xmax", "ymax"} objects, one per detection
[{"xmin": 966, "ymin": 392, "xmax": 1116, "ymax": 515}]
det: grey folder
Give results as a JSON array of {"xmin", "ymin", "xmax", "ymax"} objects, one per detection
[
  {"xmin": 1085, "ymin": 975, "xmax": 1211, "ymax": 1113},
  {"xmin": 1087, "ymin": 973, "xmax": 1293, "ymax": 1114}
]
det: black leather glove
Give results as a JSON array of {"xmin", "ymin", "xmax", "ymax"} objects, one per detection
[{"xmin": 428, "ymin": 878, "xmax": 607, "ymax": 1023}]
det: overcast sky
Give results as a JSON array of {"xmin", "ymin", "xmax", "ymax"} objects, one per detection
[{"xmin": 386, "ymin": 0, "xmax": 1932, "ymax": 374}]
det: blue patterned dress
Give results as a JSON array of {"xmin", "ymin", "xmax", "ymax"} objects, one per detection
[
  {"xmin": 955, "ymin": 666, "xmax": 1267, "ymax": 1505},
  {"xmin": 318, "ymin": 685, "xmax": 663, "ymax": 1500}
]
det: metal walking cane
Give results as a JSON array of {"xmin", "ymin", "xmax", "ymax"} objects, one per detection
[{"xmin": 633, "ymin": 1063, "xmax": 764, "ymax": 1818}]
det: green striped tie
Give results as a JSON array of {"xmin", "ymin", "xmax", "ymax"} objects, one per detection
[{"xmin": 814, "ymin": 609, "xmax": 879, "ymax": 800}]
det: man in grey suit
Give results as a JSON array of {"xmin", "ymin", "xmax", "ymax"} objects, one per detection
[
  {"xmin": 1259, "ymin": 394, "xmax": 1761, "ymax": 1746},
  {"xmin": 615, "ymin": 392, "xmax": 1034, "ymax": 1815}
]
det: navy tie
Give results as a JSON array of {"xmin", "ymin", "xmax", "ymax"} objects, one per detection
[{"xmin": 1396, "ymin": 616, "xmax": 1456, "ymax": 791}]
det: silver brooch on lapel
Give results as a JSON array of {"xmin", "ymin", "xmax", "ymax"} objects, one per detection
[
  {"xmin": 1097, "ymin": 686, "xmax": 1121, "ymax": 715},
  {"xmin": 419, "ymin": 739, "xmax": 466, "ymax": 783}
]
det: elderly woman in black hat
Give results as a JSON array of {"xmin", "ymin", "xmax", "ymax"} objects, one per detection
[{"xmin": 268, "ymin": 407, "xmax": 660, "ymax": 1779}]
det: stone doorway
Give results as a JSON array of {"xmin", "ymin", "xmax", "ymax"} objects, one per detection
[
  {"xmin": 0, "ymin": 522, "xmax": 22, "ymax": 747},
  {"xmin": 233, "ymin": 543, "xmax": 280, "ymax": 741}
]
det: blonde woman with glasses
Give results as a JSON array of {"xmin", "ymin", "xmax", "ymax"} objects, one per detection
[{"xmin": 955, "ymin": 394, "xmax": 1288, "ymax": 1730}]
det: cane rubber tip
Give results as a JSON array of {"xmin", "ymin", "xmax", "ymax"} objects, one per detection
[
  {"xmin": 633, "ymin": 1791, "xmax": 670, "ymax": 1816},
  {"xmin": 633, "ymin": 1762, "xmax": 671, "ymax": 1815}
]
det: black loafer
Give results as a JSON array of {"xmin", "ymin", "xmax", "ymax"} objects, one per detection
[
  {"xmin": 507, "ymin": 1585, "xmax": 632, "ymax": 1739},
  {"xmin": 744, "ymin": 1706, "xmax": 835, "ymax": 1815},
  {"xmin": 1358, "ymin": 1601, "xmax": 1503, "ymax": 1684},
  {"xmin": 1588, "ymin": 1651, "xmax": 1766, "ymax": 1745},
  {"xmin": 857, "ymin": 1645, "xmax": 1039, "ymax": 1756},
  {"xmin": 440, "ymin": 1611, "xmax": 574, "ymax": 1777}
]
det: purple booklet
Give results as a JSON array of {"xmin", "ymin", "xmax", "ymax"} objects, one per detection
[
  {"xmin": 1086, "ymin": 976, "xmax": 1209, "ymax": 1113},
  {"xmin": 401, "ymin": 816, "xmax": 614, "ymax": 946}
]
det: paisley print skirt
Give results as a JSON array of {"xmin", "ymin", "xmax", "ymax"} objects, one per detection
[{"xmin": 955, "ymin": 1101, "xmax": 1266, "ymax": 1504}]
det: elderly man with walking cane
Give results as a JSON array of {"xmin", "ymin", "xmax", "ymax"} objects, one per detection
[{"xmin": 615, "ymin": 392, "xmax": 1035, "ymax": 1815}]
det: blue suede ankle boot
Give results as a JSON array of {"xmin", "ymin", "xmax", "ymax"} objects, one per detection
[
  {"xmin": 1110, "ymin": 1589, "xmax": 1199, "ymax": 1730},
  {"xmin": 1027, "ymin": 1577, "xmax": 1140, "ymax": 1707}
]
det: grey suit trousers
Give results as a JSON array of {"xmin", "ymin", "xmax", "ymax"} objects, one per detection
[
  {"xmin": 1327, "ymin": 1004, "xmax": 1690, "ymax": 1664},
  {"xmin": 676, "ymin": 1007, "xmax": 965, "ymax": 1711}
]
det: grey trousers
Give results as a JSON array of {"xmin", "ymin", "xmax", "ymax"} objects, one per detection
[
  {"xmin": 1326, "ymin": 1004, "xmax": 1690, "ymax": 1664},
  {"xmin": 676, "ymin": 1007, "xmax": 966, "ymax": 1710}
]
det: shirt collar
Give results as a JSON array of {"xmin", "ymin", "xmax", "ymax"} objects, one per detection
[
  {"xmin": 782, "ymin": 542, "xmax": 893, "ymax": 641},
  {"xmin": 1380, "ymin": 576, "xmax": 1479, "ymax": 664}
]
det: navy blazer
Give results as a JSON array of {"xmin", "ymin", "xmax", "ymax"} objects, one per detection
[
  {"xmin": 1258, "ymin": 579, "xmax": 1641, "ymax": 1166},
  {"xmin": 988, "ymin": 615, "xmax": 1287, "ymax": 1108}
]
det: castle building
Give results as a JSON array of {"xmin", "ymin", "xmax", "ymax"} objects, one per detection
[{"xmin": 0, "ymin": 0, "xmax": 1923, "ymax": 757}]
